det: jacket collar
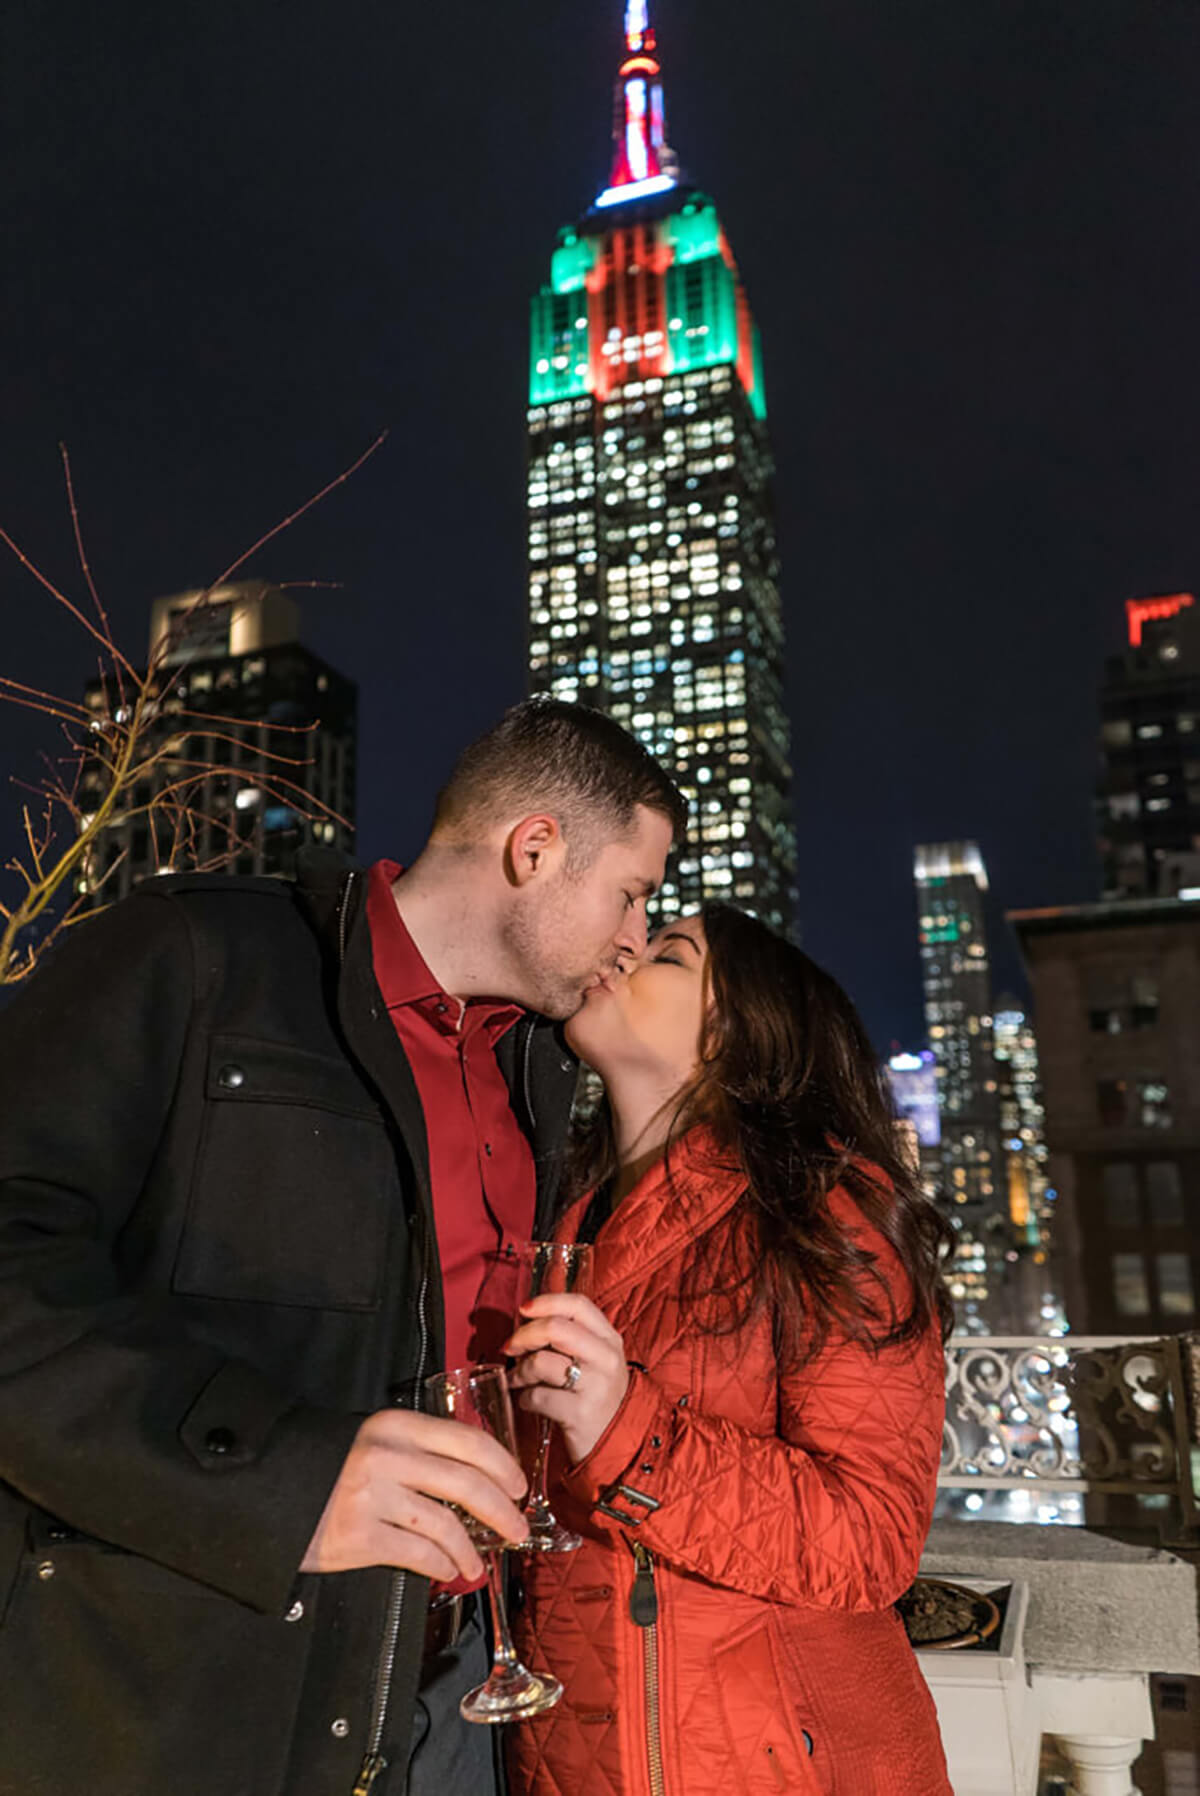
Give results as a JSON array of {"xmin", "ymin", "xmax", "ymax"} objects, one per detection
[{"xmin": 567, "ymin": 1127, "xmax": 748, "ymax": 1303}]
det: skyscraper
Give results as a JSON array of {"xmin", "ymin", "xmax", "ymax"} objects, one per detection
[
  {"xmin": 914, "ymin": 840, "xmax": 1009, "ymax": 1327},
  {"xmin": 1097, "ymin": 591, "xmax": 1200, "ymax": 900},
  {"xmin": 78, "ymin": 582, "xmax": 356, "ymax": 903},
  {"xmin": 993, "ymin": 995, "xmax": 1051, "ymax": 1247},
  {"xmin": 525, "ymin": 0, "xmax": 796, "ymax": 930},
  {"xmin": 1011, "ymin": 896, "xmax": 1199, "ymax": 1335}
]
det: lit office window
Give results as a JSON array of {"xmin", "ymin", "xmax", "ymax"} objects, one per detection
[
  {"xmin": 1156, "ymin": 1253, "xmax": 1194, "ymax": 1317},
  {"xmin": 1112, "ymin": 1253, "xmax": 1150, "ymax": 1317}
]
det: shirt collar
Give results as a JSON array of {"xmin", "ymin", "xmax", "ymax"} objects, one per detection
[
  {"xmin": 365, "ymin": 859, "xmax": 526, "ymax": 1041},
  {"xmin": 366, "ymin": 859, "xmax": 445, "ymax": 1010}
]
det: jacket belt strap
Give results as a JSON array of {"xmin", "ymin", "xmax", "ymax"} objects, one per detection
[{"xmin": 595, "ymin": 1481, "xmax": 661, "ymax": 1527}]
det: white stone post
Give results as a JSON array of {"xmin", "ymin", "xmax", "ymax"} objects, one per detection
[{"xmin": 1055, "ymin": 1733, "xmax": 1143, "ymax": 1796}]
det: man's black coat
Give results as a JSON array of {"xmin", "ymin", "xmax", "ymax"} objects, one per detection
[{"xmin": 0, "ymin": 856, "xmax": 576, "ymax": 1795}]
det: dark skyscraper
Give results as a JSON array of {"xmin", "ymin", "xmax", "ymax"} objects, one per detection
[
  {"xmin": 78, "ymin": 582, "xmax": 356, "ymax": 904},
  {"xmin": 525, "ymin": 0, "xmax": 796, "ymax": 930},
  {"xmin": 1097, "ymin": 591, "xmax": 1200, "ymax": 901},
  {"xmin": 1011, "ymin": 896, "xmax": 1198, "ymax": 1336}
]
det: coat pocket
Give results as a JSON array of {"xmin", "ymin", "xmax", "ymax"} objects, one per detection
[
  {"xmin": 712, "ymin": 1614, "xmax": 826, "ymax": 1794},
  {"xmin": 0, "ymin": 1532, "xmax": 311, "ymax": 1796},
  {"xmin": 173, "ymin": 1035, "xmax": 396, "ymax": 1309}
]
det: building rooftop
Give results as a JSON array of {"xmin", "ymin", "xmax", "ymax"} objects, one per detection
[{"xmin": 1009, "ymin": 894, "xmax": 1200, "ymax": 936}]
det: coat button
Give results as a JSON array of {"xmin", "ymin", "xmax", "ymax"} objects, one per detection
[
  {"xmin": 36, "ymin": 1561, "xmax": 55, "ymax": 1581},
  {"xmin": 330, "ymin": 1718, "xmax": 350, "ymax": 1739},
  {"xmin": 285, "ymin": 1600, "xmax": 304, "ymax": 1623},
  {"xmin": 204, "ymin": 1426, "xmax": 237, "ymax": 1455},
  {"xmin": 560, "ymin": 1058, "xmax": 573, "ymax": 1073},
  {"xmin": 217, "ymin": 1064, "xmax": 246, "ymax": 1091}
]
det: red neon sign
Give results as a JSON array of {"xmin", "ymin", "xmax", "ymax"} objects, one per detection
[{"xmin": 1126, "ymin": 591, "xmax": 1195, "ymax": 646}]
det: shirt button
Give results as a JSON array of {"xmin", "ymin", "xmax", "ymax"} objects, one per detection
[
  {"xmin": 650, "ymin": 1436, "xmax": 663, "ymax": 1448},
  {"xmin": 484, "ymin": 1143, "xmax": 493, "ymax": 1157},
  {"xmin": 217, "ymin": 1064, "xmax": 246, "ymax": 1091},
  {"xmin": 204, "ymin": 1427, "xmax": 237, "ymax": 1456}
]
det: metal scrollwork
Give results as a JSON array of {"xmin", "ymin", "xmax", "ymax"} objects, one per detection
[{"xmin": 939, "ymin": 1335, "xmax": 1188, "ymax": 1500}]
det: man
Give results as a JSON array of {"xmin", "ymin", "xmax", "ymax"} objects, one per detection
[{"xmin": 0, "ymin": 698, "xmax": 685, "ymax": 1796}]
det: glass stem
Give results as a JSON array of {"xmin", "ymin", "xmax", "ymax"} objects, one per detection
[
  {"xmin": 483, "ymin": 1549, "xmax": 519, "ymax": 1672},
  {"xmin": 529, "ymin": 1417, "xmax": 553, "ymax": 1510}
]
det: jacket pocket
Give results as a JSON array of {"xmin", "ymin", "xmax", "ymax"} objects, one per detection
[
  {"xmin": 172, "ymin": 1036, "xmax": 396, "ymax": 1309},
  {"xmin": 713, "ymin": 1614, "xmax": 826, "ymax": 1794},
  {"xmin": 0, "ymin": 1531, "xmax": 311, "ymax": 1796}
]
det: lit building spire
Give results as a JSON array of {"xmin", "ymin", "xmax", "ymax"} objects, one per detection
[{"xmin": 596, "ymin": 0, "xmax": 679, "ymax": 209}]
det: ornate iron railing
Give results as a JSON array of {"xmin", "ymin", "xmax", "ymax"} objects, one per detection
[{"xmin": 939, "ymin": 1334, "xmax": 1199, "ymax": 1535}]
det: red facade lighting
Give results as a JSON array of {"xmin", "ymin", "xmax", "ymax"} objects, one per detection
[{"xmin": 1126, "ymin": 592, "xmax": 1195, "ymax": 647}]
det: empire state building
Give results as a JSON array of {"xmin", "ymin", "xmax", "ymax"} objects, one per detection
[{"xmin": 525, "ymin": 0, "xmax": 796, "ymax": 931}]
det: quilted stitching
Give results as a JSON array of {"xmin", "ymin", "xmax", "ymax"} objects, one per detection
[{"xmin": 508, "ymin": 1137, "xmax": 952, "ymax": 1796}]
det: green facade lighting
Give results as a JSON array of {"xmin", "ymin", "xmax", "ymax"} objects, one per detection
[
  {"xmin": 665, "ymin": 250, "xmax": 739, "ymax": 376},
  {"xmin": 748, "ymin": 322, "xmax": 767, "ymax": 420},
  {"xmin": 666, "ymin": 198, "xmax": 722, "ymax": 264},
  {"xmin": 550, "ymin": 229, "xmax": 598, "ymax": 295},
  {"xmin": 530, "ymin": 288, "xmax": 590, "ymax": 405}
]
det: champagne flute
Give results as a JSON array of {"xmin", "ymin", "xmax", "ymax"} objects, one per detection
[
  {"xmin": 512, "ymin": 1241, "xmax": 594, "ymax": 1553},
  {"xmin": 424, "ymin": 1364, "xmax": 563, "ymax": 1724}
]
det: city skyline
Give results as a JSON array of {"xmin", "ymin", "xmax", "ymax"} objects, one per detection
[{"xmin": 6, "ymin": 1, "xmax": 1200, "ymax": 1050}]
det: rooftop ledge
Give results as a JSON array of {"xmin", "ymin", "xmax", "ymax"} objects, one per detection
[{"xmin": 920, "ymin": 1519, "xmax": 1200, "ymax": 1675}]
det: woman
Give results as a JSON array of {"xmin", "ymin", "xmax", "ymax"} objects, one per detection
[{"xmin": 504, "ymin": 903, "xmax": 954, "ymax": 1796}]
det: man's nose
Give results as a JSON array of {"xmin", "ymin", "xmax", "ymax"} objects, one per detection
[{"xmin": 617, "ymin": 906, "xmax": 649, "ymax": 961}]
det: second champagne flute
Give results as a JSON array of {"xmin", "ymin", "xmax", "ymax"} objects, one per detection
[
  {"xmin": 425, "ymin": 1364, "xmax": 562, "ymax": 1724},
  {"xmin": 511, "ymin": 1240, "xmax": 594, "ymax": 1553}
]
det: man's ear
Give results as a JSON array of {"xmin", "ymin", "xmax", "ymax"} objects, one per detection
[{"xmin": 506, "ymin": 814, "xmax": 564, "ymax": 886}]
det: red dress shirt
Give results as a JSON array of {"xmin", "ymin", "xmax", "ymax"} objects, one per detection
[{"xmin": 365, "ymin": 860, "xmax": 537, "ymax": 1374}]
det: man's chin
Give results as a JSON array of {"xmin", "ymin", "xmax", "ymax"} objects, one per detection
[{"xmin": 529, "ymin": 983, "xmax": 587, "ymax": 1024}]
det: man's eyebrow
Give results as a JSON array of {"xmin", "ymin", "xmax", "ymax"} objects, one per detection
[
  {"xmin": 658, "ymin": 931, "xmax": 701, "ymax": 955},
  {"xmin": 635, "ymin": 877, "xmax": 659, "ymax": 898}
]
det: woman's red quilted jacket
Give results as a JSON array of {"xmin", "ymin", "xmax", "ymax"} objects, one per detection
[{"xmin": 508, "ymin": 1132, "xmax": 952, "ymax": 1796}]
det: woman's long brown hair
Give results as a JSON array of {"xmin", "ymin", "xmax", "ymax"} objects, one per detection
[{"xmin": 565, "ymin": 902, "xmax": 956, "ymax": 1365}]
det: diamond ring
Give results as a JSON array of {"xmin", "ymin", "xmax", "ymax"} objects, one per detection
[{"xmin": 562, "ymin": 1360, "xmax": 582, "ymax": 1393}]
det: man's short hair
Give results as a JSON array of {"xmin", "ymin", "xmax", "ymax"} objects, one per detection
[{"xmin": 433, "ymin": 698, "xmax": 688, "ymax": 864}]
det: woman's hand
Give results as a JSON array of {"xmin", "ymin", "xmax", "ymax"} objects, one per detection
[{"xmin": 505, "ymin": 1292, "xmax": 630, "ymax": 1465}]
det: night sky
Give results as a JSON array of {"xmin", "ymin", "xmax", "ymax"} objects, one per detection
[{"xmin": 5, "ymin": 0, "xmax": 1200, "ymax": 1049}]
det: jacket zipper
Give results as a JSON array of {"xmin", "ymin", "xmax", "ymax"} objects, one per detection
[
  {"xmin": 353, "ymin": 1256, "xmax": 428, "ymax": 1794},
  {"xmin": 521, "ymin": 1016, "xmax": 537, "ymax": 1131},
  {"xmin": 628, "ymin": 1539, "xmax": 666, "ymax": 1796},
  {"xmin": 338, "ymin": 867, "xmax": 357, "ymax": 965},
  {"xmin": 338, "ymin": 869, "xmax": 433, "ymax": 1796}
]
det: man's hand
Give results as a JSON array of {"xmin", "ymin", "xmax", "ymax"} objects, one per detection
[{"xmin": 300, "ymin": 1410, "xmax": 529, "ymax": 1583}]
